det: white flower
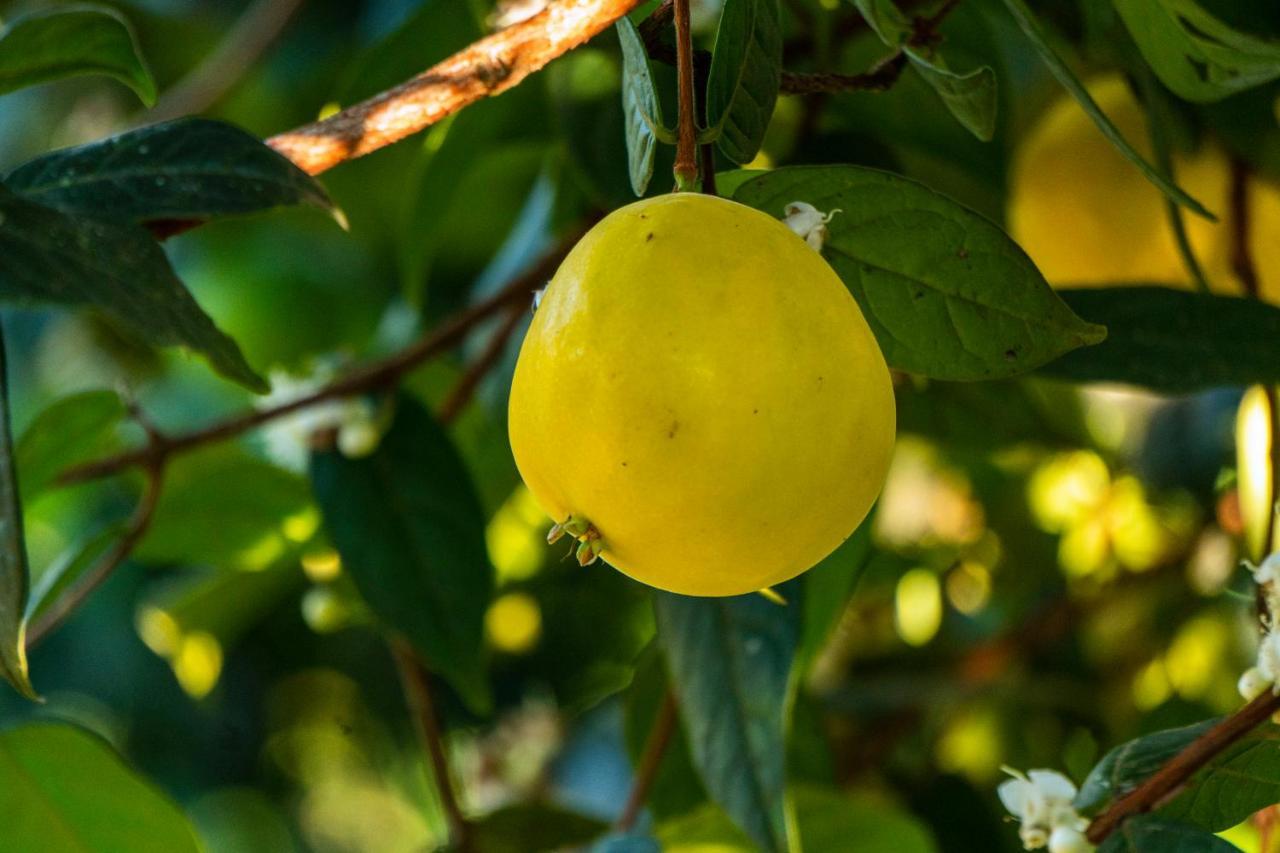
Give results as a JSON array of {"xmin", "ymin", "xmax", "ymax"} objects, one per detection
[
  {"xmin": 1240, "ymin": 666, "xmax": 1270, "ymax": 701},
  {"xmin": 258, "ymin": 365, "xmax": 380, "ymax": 472},
  {"xmin": 782, "ymin": 201, "xmax": 841, "ymax": 252},
  {"xmin": 1252, "ymin": 553, "xmax": 1280, "ymax": 586},
  {"xmin": 999, "ymin": 768, "xmax": 1093, "ymax": 852}
]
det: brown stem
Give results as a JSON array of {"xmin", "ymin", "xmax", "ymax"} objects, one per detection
[
  {"xmin": 267, "ymin": 0, "xmax": 643, "ymax": 175},
  {"xmin": 1087, "ymin": 690, "xmax": 1280, "ymax": 843},
  {"xmin": 142, "ymin": 0, "xmax": 306, "ymax": 124},
  {"xmin": 779, "ymin": 54, "xmax": 909, "ymax": 95},
  {"xmin": 26, "ymin": 465, "xmax": 164, "ymax": 648},
  {"xmin": 1230, "ymin": 157, "xmax": 1260, "ymax": 299},
  {"xmin": 671, "ymin": 0, "xmax": 699, "ymax": 191},
  {"xmin": 390, "ymin": 638, "xmax": 474, "ymax": 852},
  {"xmin": 55, "ymin": 232, "xmax": 580, "ymax": 488},
  {"xmin": 437, "ymin": 304, "xmax": 526, "ymax": 425},
  {"xmin": 616, "ymin": 690, "xmax": 679, "ymax": 831}
]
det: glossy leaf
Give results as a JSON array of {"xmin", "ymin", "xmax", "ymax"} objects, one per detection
[
  {"xmin": 1041, "ymin": 287, "xmax": 1280, "ymax": 392},
  {"xmin": 734, "ymin": 166, "xmax": 1106, "ymax": 380},
  {"xmin": 1160, "ymin": 726, "xmax": 1280, "ymax": 832},
  {"xmin": 0, "ymin": 327, "xmax": 34, "ymax": 700},
  {"xmin": 591, "ymin": 835, "xmax": 662, "ymax": 853},
  {"xmin": 1076, "ymin": 719, "xmax": 1212, "ymax": 812},
  {"xmin": 0, "ymin": 4, "xmax": 155, "ymax": 103},
  {"xmin": 26, "ymin": 523, "xmax": 127, "ymax": 626},
  {"xmin": 310, "ymin": 395, "xmax": 494, "ymax": 712},
  {"xmin": 654, "ymin": 582, "xmax": 801, "ymax": 853},
  {"xmin": 0, "ymin": 723, "xmax": 201, "ymax": 852},
  {"xmin": 5, "ymin": 119, "xmax": 331, "ymax": 223},
  {"xmin": 617, "ymin": 18, "xmax": 666, "ymax": 196},
  {"xmin": 623, "ymin": 651, "xmax": 708, "ymax": 820},
  {"xmin": 1097, "ymin": 816, "xmax": 1240, "ymax": 853},
  {"xmin": 706, "ymin": 0, "xmax": 783, "ymax": 164},
  {"xmin": 798, "ymin": 518, "xmax": 874, "ymax": 672},
  {"xmin": 471, "ymin": 804, "xmax": 606, "ymax": 853},
  {"xmin": 999, "ymin": 0, "xmax": 1213, "ymax": 219},
  {"xmin": 0, "ymin": 186, "xmax": 265, "ymax": 391},
  {"xmin": 15, "ymin": 389, "xmax": 125, "ymax": 503},
  {"xmin": 1115, "ymin": 0, "xmax": 1280, "ymax": 103}
]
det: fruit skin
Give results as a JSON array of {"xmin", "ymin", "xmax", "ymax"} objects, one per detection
[
  {"xmin": 1008, "ymin": 74, "xmax": 1280, "ymax": 299},
  {"xmin": 508, "ymin": 193, "xmax": 895, "ymax": 596}
]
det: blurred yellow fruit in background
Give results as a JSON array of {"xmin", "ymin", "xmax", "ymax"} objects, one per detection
[{"xmin": 1008, "ymin": 75, "xmax": 1280, "ymax": 300}]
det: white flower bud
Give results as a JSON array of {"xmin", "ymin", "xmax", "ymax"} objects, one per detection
[
  {"xmin": 1020, "ymin": 826, "xmax": 1049, "ymax": 850},
  {"xmin": 337, "ymin": 417, "xmax": 381, "ymax": 458},
  {"xmin": 782, "ymin": 201, "xmax": 841, "ymax": 252},
  {"xmin": 1240, "ymin": 666, "xmax": 1270, "ymax": 701},
  {"xmin": 1049, "ymin": 825, "xmax": 1094, "ymax": 853},
  {"xmin": 1258, "ymin": 630, "xmax": 1280, "ymax": 684}
]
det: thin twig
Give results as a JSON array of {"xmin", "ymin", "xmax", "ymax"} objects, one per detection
[
  {"xmin": 55, "ymin": 233, "xmax": 580, "ymax": 488},
  {"xmin": 616, "ymin": 690, "xmax": 679, "ymax": 831},
  {"xmin": 142, "ymin": 0, "xmax": 307, "ymax": 124},
  {"xmin": 779, "ymin": 55, "xmax": 909, "ymax": 95},
  {"xmin": 390, "ymin": 638, "xmax": 475, "ymax": 852},
  {"xmin": 1087, "ymin": 691, "xmax": 1280, "ymax": 843},
  {"xmin": 26, "ymin": 465, "xmax": 164, "ymax": 648},
  {"xmin": 438, "ymin": 304, "xmax": 526, "ymax": 425},
  {"xmin": 267, "ymin": 0, "xmax": 642, "ymax": 175},
  {"xmin": 671, "ymin": 0, "xmax": 698, "ymax": 190},
  {"xmin": 1230, "ymin": 157, "xmax": 1261, "ymax": 299}
]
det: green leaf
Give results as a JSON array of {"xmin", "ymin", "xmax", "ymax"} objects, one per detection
[
  {"xmin": 310, "ymin": 395, "xmax": 494, "ymax": 712},
  {"xmin": 617, "ymin": 18, "xmax": 667, "ymax": 197},
  {"xmin": 706, "ymin": 0, "xmax": 783, "ymax": 164},
  {"xmin": 1098, "ymin": 816, "xmax": 1240, "ymax": 852},
  {"xmin": 1115, "ymin": 0, "xmax": 1280, "ymax": 103},
  {"xmin": 471, "ymin": 804, "xmax": 606, "ymax": 853},
  {"xmin": 15, "ymin": 389, "xmax": 125, "ymax": 503},
  {"xmin": 998, "ymin": 0, "xmax": 1213, "ymax": 219},
  {"xmin": 1076, "ymin": 719, "xmax": 1212, "ymax": 812},
  {"xmin": 624, "ymin": 650, "xmax": 708, "ymax": 820},
  {"xmin": 1041, "ymin": 287, "xmax": 1280, "ymax": 392},
  {"xmin": 850, "ymin": 0, "xmax": 911, "ymax": 44},
  {"xmin": 136, "ymin": 447, "xmax": 310, "ymax": 571},
  {"xmin": 0, "ymin": 4, "xmax": 155, "ymax": 103},
  {"xmin": 5, "ymin": 119, "xmax": 331, "ymax": 223},
  {"xmin": 0, "ymin": 186, "xmax": 266, "ymax": 391},
  {"xmin": 591, "ymin": 835, "xmax": 662, "ymax": 853},
  {"xmin": 0, "ymin": 326, "xmax": 35, "ymax": 700},
  {"xmin": 0, "ymin": 722, "xmax": 201, "ymax": 852},
  {"xmin": 798, "ymin": 517, "xmax": 874, "ymax": 672},
  {"xmin": 905, "ymin": 52, "xmax": 997, "ymax": 142},
  {"xmin": 654, "ymin": 583, "xmax": 801, "ymax": 853},
  {"xmin": 734, "ymin": 166, "xmax": 1106, "ymax": 380},
  {"xmin": 1160, "ymin": 726, "xmax": 1280, "ymax": 832},
  {"xmin": 26, "ymin": 523, "xmax": 128, "ymax": 626}
]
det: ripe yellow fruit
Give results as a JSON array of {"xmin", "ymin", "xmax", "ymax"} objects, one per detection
[
  {"xmin": 508, "ymin": 194, "xmax": 895, "ymax": 596},
  {"xmin": 1008, "ymin": 75, "xmax": 1280, "ymax": 299}
]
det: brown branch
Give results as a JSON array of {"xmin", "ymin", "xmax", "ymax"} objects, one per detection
[
  {"xmin": 143, "ymin": 0, "xmax": 307, "ymax": 124},
  {"xmin": 616, "ymin": 690, "xmax": 679, "ymax": 831},
  {"xmin": 1230, "ymin": 157, "xmax": 1261, "ymax": 299},
  {"xmin": 671, "ymin": 0, "xmax": 698, "ymax": 190},
  {"xmin": 55, "ymin": 231, "xmax": 581, "ymax": 488},
  {"xmin": 26, "ymin": 464, "xmax": 164, "ymax": 648},
  {"xmin": 780, "ymin": 54, "xmax": 909, "ymax": 95},
  {"xmin": 390, "ymin": 638, "xmax": 475, "ymax": 852},
  {"xmin": 267, "ymin": 0, "xmax": 642, "ymax": 175},
  {"xmin": 437, "ymin": 304, "xmax": 526, "ymax": 425},
  {"xmin": 1087, "ymin": 690, "xmax": 1280, "ymax": 844}
]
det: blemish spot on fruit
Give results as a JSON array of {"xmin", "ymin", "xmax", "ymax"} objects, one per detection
[
  {"xmin": 621, "ymin": 461, "xmax": 628, "ymax": 467},
  {"xmin": 752, "ymin": 408, "xmax": 759, "ymax": 415},
  {"xmin": 667, "ymin": 421, "xmax": 680, "ymax": 439},
  {"xmin": 646, "ymin": 233, "xmax": 654, "ymax": 242}
]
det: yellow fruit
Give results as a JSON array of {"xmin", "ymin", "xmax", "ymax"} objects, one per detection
[
  {"xmin": 508, "ymin": 194, "xmax": 895, "ymax": 596},
  {"xmin": 1008, "ymin": 75, "xmax": 1280, "ymax": 300}
]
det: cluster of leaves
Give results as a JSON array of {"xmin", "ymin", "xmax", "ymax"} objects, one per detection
[{"xmin": 1, "ymin": 0, "xmax": 1280, "ymax": 852}]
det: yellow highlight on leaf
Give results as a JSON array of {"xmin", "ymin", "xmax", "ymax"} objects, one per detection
[
  {"xmin": 136, "ymin": 606, "xmax": 182, "ymax": 657},
  {"xmin": 1237, "ymin": 385, "xmax": 1276, "ymax": 563},
  {"xmin": 485, "ymin": 592, "xmax": 542, "ymax": 654},
  {"xmin": 301, "ymin": 549, "xmax": 342, "ymax": 582},
  {"xmin": 895, "ymin": 569, "xmax": 942, "ymax": 647},
  {"xmin": 282, "ymin": 507, "xmax": 321, "ymax": 543},
  {"xmin": 173, "ymin": 631, "xmax": 223, "ymax": 699}
]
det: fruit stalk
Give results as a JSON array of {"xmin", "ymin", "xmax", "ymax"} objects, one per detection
[{"xmin": 672, "ymin": 0, "xmax": 699, "ymax": 191}]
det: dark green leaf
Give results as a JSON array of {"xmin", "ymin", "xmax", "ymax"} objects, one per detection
[
  {"xmin": 0, "ymin": 327, "xmax": 34, "ymax": 700},
  {"xmin": 617, "ymin": 18, "xmax": 666, "ymax": 196},
  {"xmin": 998, "ymin": 0, "xmax": 1213, "ymax": 219},
  {"xmin": 624, "ymin": 650, "xmax": 708, "ymax": 820},
  {"xmin": 850, "ymin": 0, "xmax": 911, "ymax": 44},
  {"xmin": 798, "ymin": 517, "xmax": 874, "ymax": 672},
  {"xmin": 0, "ymin": 723, "xmax": 201, "ymax": 851},
  {"xmin": 734, "ymin": 166, "xmax": 1106, "ymax": 380},
  {"xmin": 0, "ymin": 4, "xmax": 155, "ymax": 103},
  {"xmin": 15, "ymin": 389, "xmax": 125, "ymax": 503},
  {"xmin": 654, "ymin": 583, "xmax": 800, "ymax": 853},
  {"xmin": 310, "ymin": 395, "xmax": 494, "ymax": 712},
  {"xmin": 26, "ymin": 523, "xmax": 128, "ymax": 626},
  {"xmin": 1098, "ymin": 816, "xmax": 1240, "ymax": 852},
  {"xmin": 0, "ymin": 186, "xmax": 266, "ymax": 391},
  {"xmin": 706, "ymin": 0, "xmax": 783, "ymax": 164},
  {"xmin": 1076, "ymin": 719, "xmax": 1213, "ymax": 812},
  {"xmin": 471, "ymin": 804, "xmax": 606, "ymax": 853},
  {"xmin": 1160, "ymin": 726, "xmax": 1280, "ymax": 832},
  {"xmin": 905, "ymin": 53, "xmax": 997, "ymax": 142},
  {"xmin": 591, "ymin": 835, "xmax": 662, "ymax": 853},
  {"xmin": 1115, "ymin": 0, "xmax": 1280, "ymax": 103},
  {"xmin": 1041, "ymin": 287, "xmax": 1280, "ymax": 392},
  {"xmin": 5, "ymin": 119, "xmax": 331, "ymax": 223},
  {"xmin": 137, "ymin": 447, "xmax": 310, "ymax": 570}
]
